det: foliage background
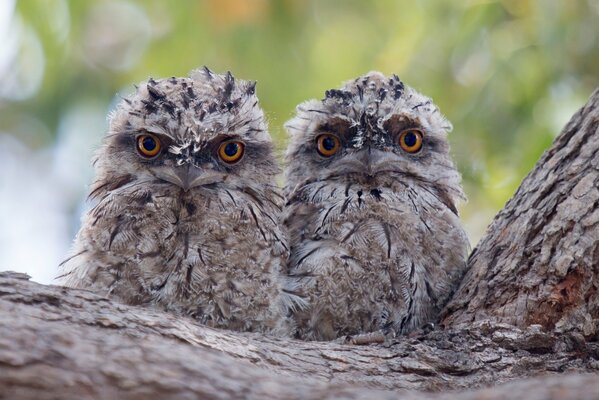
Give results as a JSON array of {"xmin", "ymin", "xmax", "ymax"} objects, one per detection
[{"xmin": 1, "ymin": 0, "xmax": 597, "ymax": 283}]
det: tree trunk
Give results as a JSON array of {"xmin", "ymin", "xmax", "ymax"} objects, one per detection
[
  {"xmin": 442, "ymin": 90, "xmax": 599, "ymax": 338},
  {"xmin": 1, "ymin": 89, "xmax": 598, "ymax": 399}
]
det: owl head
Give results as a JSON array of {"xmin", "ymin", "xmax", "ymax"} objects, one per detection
[
  {"xmin": 90, "ymin": 67, "xmax": 278, "ymax": 199},
  {"xmin": 284, "ymin": 71, "xmax": 465, "ymax": 212}
]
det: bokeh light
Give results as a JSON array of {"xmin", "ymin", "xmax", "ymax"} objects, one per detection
[{"xmin": 1, "ymin": 0, "xmax": 598, "ymax": 283}]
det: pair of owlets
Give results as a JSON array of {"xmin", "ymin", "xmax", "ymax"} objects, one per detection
[{"xmin": 59, "ymin": 68, "xmax": 470, "ymax": 341}]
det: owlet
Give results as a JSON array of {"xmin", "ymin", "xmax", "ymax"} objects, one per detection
[
  {"xmin": 283, "ymin": 71, "xmax": 469, "ymax": 341},
  {"xmin": 59, "ymin": 68, "xmax": 298, "ymax": 335}
]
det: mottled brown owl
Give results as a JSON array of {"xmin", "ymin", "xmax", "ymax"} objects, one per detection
[
  {"xmin": 283, "ymin": 71, "xmax": 470, "ymax": 341},
  {"xmin": 59, "ymin": 68, "xmax": 300, "ymax": 335}
]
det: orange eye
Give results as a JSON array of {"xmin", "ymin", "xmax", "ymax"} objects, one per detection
[
  {"xmin": 136, "ymin": 134, "xmax": 161, "ymax": 158},
  {"xmin": 398, "ymin": 129, "xmax": 423, "ymax": 153},
  {"xmin": 316, "ymin": 134, "xmax": 341, "ymax": 157},
  {"xmin": 218, "ymin": 140, "xmax": 245, "ymax": 163}
]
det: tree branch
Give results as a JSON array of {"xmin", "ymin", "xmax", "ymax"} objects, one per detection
[{"xmin": 1, "ymin": 272, "xmax": 598, "ymax": 399}]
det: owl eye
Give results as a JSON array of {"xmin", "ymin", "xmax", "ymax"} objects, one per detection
[
  {"xmin": 136, "ymin": 134, "xmax": 162, "ymax": 158},
  {"xmin": 218, "ymin": 140, "xmax": 245, "ymax": 164},
  {"xmin": 398, "ymin": 129, "xmax": 423, "ymax": 153},
  {"xmin": 316, "ymin": 134, "xmax": 341, "ymax": 157}
]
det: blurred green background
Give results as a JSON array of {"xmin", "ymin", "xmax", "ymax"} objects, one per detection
[{"xmin": 1, "ymin": 0, "xmax": 598, "ymax": 283}]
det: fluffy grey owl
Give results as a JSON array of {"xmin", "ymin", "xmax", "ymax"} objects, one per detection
[
  {"xmin": 59, "ymin": 68, "xmax": 297, "ymax": 335},
  {"xmin": 283, "ymin": 71, "xmax": 469, "ymax": 341}
]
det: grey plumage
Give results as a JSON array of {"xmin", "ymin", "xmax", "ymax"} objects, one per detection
[
  {"xmin": 283, "ymin": 71, "xmax": 470, "ymax": 341},
  {"xmin": 59, "ymin": 68, "xmax": 299, "ymax": 335}
]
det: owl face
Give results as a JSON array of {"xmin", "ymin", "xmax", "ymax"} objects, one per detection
[
  {"xmin": 285, "ymin": 71, "xmax": 464, "ymax": 208},
  {"xmin": 92, "ymin": 68, "xmax": 278, "ymax": 198}
]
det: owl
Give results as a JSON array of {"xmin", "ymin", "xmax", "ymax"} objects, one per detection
[
  {"xmin": 283, "ymin": 71, "xmax": 470, "ymax": 341},
  {"xmin": 59, "ymin": 67, "xmax": 299, "ymax": 335}
]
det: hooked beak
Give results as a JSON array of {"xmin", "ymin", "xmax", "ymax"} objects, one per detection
[
  {"xmin": 330, "ymin": 146, "xmax": 395, "ymax": 179},
  {"xmin": 155, "ymin": 164, "xmax": 224, "ymax": 191},
  {"xmin": 175, "ymin": 164, "xmax": 203, "ymax": 191}
]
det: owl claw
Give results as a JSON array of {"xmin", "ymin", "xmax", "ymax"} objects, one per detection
[{"xmin": 343, "ymin": 331, "xmax": 385, "ymax": 345}]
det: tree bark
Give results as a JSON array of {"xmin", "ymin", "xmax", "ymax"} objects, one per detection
[
  {"xmin": 442, "ymin": 88, "xmax": 599, "ymax": 339},
  {"xmin": 1, "ymin": 88, "xmax": 598, "ymax": 399}
]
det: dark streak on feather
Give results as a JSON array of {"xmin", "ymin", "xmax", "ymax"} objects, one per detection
[
  {"xmin": 89, "ymin": 174, "xmax": 134, "ymax": 199},
  {"xmin": 370, "ymin": 188, "xmax": 382, "ymax": 201},
  {"xmin": 319, "ymin": 205, "xmax": 336, "ymax": 228},
  {"xmin": 224, "ymin": 189, "xmax": 237, "ymax": 206},
  {"xmin": 108, "ymin": 217, "xmax": 124, "ymax": 250},
  {"xmin": 246, "ymin": 81, "xmax": 256, "ymax": 96},
  {"xmin": 197, "ymin": 248, "xmax": 206, "ymax": 265},
  {"xmin": 147, "ymin": 83, "xmax": 165, "ymax": 101},
  {"xmin": 382, "ymin": 223, "xmax": 392, "ymax": 259},
  {"xmin": 341, "ymin": 223, "xmax": 362, "ymax": 243},
  {"xmin": 339, "ymin": 197, "xmax": 352, "ymax": 215},
  {"xmin": 222, "ymin": 71, "xmax": 235, "ymax": 102},
  {"xmin": 248, "ymin": 205, "xmax": 267, "ymax": 241},
  {"xmin": 58, "ymin": 250, "xmax": 88, "ymax": 267},
  {"xmin": 296, "ymin": 247, "xmax": 319, "ymax": 267}
]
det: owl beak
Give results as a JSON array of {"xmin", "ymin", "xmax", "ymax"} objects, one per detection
[
  {"xmin": 359, "ymin": 147, "xmax": 392, "ymax": 177},
  {"xmin": 360, "ymin": 146, "xmax": 376, "ymax": 176},
  {"xmin": 156, "ymin": 164, "xmax": 214, "ymax": 191},
  {"xmin": 175, "ymin": 164, "xmax": 204, "ymax": 191}
]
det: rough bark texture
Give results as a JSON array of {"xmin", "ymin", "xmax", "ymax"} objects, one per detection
[
  {"xmin": 1, "ymin": 272, "xmax": 598, "ymax": 399},
  {"xmin": 442, "ymin": 88, "xmax": 599, "ymax": 340},
  {"xmin": 1, "ymin": 89, "xmax": 598, "ymax": 399}
]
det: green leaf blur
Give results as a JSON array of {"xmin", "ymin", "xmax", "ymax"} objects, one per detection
[{"xmin": 5, "ymin": 0, "xmax": 599, "ymax": 244}]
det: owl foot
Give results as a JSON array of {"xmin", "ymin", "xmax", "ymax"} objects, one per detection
[{"xmin": 342, "ymin": 330, "xmax": 385, "ymax": 345}]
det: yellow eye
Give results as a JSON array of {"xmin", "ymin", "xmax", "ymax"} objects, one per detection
[
  {"xmin": 218, "ymin": 140, "xmax": 245, "ymax": 163},
  {"xmin": 136, "ymin": 134, "xmax": 161, "ymax": 158},
  {"xmin": 316, "ymin": 134, "xmax": 341, "ymax": 157},
  {"xmin": 398, "ymin": 129, "xmax": 423, "ymax": 153}
]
